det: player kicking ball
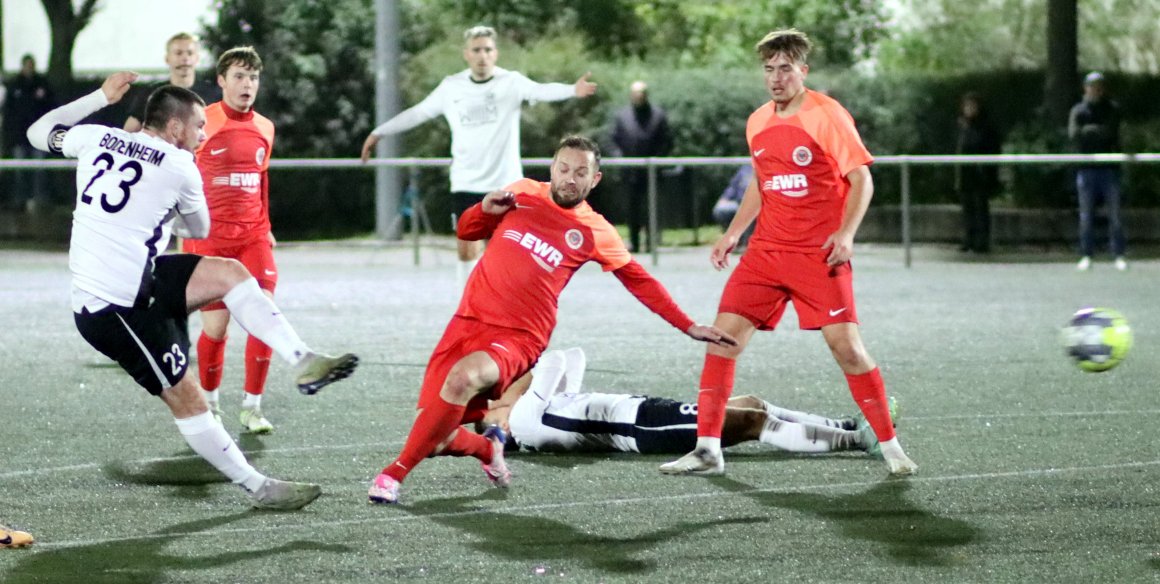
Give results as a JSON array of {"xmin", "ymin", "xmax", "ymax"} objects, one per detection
[
  {"xmin": 483, "ymin": 348, "xmax": 892, "ymax": 458},
  {"xmin": 26, "ymin": 72, "xmax": 359, "ymax": 510},
  {"xmin": 367, "ymin": 135, "xmax": 735, "ymax": 505}
]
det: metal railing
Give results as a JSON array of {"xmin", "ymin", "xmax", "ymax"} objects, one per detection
[{"xmin": 4, "ymin": 153, "xmax": 1157, "ymax": 267}]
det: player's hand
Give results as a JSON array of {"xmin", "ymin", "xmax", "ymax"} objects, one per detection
[
  {"xmin": 360, "ymin": 133, "xmax": 380, "ymax": 163},
  {"xmin": 710, "ymin": 233, "xmax": 739, "ymax": 270},
  {"xmin": 101, "ymin": 71, "xmax": 138, "ymax": 105},
  {"xmin": 686, "ymin": 324, "xmax": 738, "ymax": 347},
  {"xmin": 574, "ymin": 72, "xmax": 597, "ymax": 98},
  {"xmin": 481, "ymin": 190, "xmax": 516, "ymax": 215},
  {"xmin": 822, "ymin": 230, "xmax": 855, "ymax": 266},
  {"xmin": 267, "ymin": 231, "xmax": 277, "ymax": 248}
]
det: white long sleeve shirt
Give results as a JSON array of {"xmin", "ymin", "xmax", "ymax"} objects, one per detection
[{"xmin": 371, "ymin": 67, "xmax": 575, "ymax": 192}]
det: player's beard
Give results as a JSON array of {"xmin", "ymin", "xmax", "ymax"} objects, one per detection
[{"xmin": 551, "ymin": 186, "xmax": 586, "ymax": 209}]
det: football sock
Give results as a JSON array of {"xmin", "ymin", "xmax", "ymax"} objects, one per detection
[
  {"xmin": 383, "ymin": 397, "xmax": 467, "ymax": 483},
  {"xmin": 242, "ymin": 392, "xmax": 261, "ymax": 409},
  {"xmin": 761, "ymin": 400, "xmax": 844, "ymax": 428},
  {"xmin": 529, "ymin": 351, "xmax": 567, "ymax": 400},
  {"xmin": 437, "ymin": 429, "xmax": 493, "ymax": 463},
  {"xmin": 203, "ymin": 388, "xmax": 220, "ymax": 408},
  {"xmin": 197, "ymin": 332, "xmax": 227, "ymax": 391},
  {"xmin": 243, "ymin": 336, "xmax": 273, "ymax": 396},
  {"xmin": 696, "ymin": 354, "xmax": 736, "ymax": 440},
  {"xmin": 846, "ymin": 367, "xmax": 896, "ymax": 442},
  {"xmin": 561, "ymin": 347, "xmax": 587, "ymax": 393},
  {"xmin": 758, "ymin": 417, "xmax": 857, "ymax": 452},
  {"xmin": 879, "ymin": 437, "xmax": 908, "ymax": 460},
  {"xmin": 456, "ymin": 259, "xmax": 478, "ymax": 286},
  {"xmin": 221, "ymin": 278, "xmax": 309, "ymax": 365},
  {"xmin": 174, "ymin": 411, "xmax": 265, "ymax": 492}
]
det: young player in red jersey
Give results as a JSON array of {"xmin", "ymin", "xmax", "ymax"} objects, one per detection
[
  {"xmin": 183, "ymin": 47, "xmax": 285, "ymax": 434},
  {"xmin": 660, "ymin": 29, "xmax": 917, "ymax": 477},
  {"xmin": 368, "ymin": 135, "xmax": 737, "ymax": 504}
]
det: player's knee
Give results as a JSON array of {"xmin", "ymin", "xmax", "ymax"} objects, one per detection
[
  {"xmin": 731, "ymin": 395, "xmax": 763, "ymax": 410},
  {"xmin": 442, "ymin": 366, "xmax": 487, "ymax": 403},
  {"xmin": 829, "ymin": 341, "xmax": 871, "ymax": 370}
]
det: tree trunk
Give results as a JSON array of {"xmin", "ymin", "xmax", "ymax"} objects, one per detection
[
  {"xmin": 1045, "ymin": 0, "xmax": 1078, "ymax": 129},
  {"xmin": 40, "ymin": 0, "xmax": 100, "ymax": 90}
]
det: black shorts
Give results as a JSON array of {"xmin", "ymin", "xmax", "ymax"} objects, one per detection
[
  {"xmin": 74, "ymin": 254, "xmax": 202, "ymax": 396},
  {"xmin": 450, "ymin": 191, "xmax": 487, "ymax": 223},
  {"xmin": 633, "ymin": 397, "xmax": 699, "ymax": 454}
]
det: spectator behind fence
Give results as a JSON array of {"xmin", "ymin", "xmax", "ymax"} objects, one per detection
[
  {"xmin": 712, "ymin": 164, "xmax": 755, "ymax": 250},
  {"xmin": 3, "ymin": 54, "xmax": 56, "ymax": 213},
  {"xmin": 1068, "ymin": 71, "xmax": 1125, "ymax": 272},
  {"xmin": 954, "ymin": 92, "xmax": 1001, "ymax": 254},
  {"xmin": 610, "ymin": 81, "xmax": 672, "ymax": 253}
]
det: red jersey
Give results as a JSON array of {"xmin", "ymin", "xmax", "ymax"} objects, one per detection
[
  {"xmin": 455, "ymin": 179, "xmax": 634, "ymax": 346},
  {"xmin": 746, "ymin": 90, "xmax": 873, "ymax": 252},
  {"xmin": 192, "ymin": 102, "xmax": 274, "ymax": 245}
]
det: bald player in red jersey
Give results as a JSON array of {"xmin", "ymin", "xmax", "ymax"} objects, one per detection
[
  {"xmin": 661, "ymin": 29, "xmax": 917, "ymax": 477},
  {"xmin": 368, "ymin": 135, "xmax": 737, "ymax": 504},
  {"xmin": 183, "ymin": 47, "xmax": 280, "ymax": 434}
]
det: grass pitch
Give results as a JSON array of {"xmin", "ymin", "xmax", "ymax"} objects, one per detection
[{"xmin": 1, "ymin": 242, "xmax": 1158, "ymax": 583}]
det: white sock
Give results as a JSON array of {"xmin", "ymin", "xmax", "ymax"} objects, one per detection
[
  {"xmin": 221, "ymin": 279, "xmax": 310, "ymax": 365},
  {"xmin": 174, "ymin": 411, "xmax": 265, "ymax": 492},
  {"xmin": 758, "ymin": 417, "xmax": 855, "ymax": 452},
  {"xmin": 203, "ymin": 389, "xmax": 219, "ymax": 407},
  {"xmin": 242, "ymin": 393, "xmax": 261, "ymax": 409},
  {"xmin": 529, "ymin": 351, "xmax": 567, "ymax": 399},
  {"xmin": 562, "ymin": 347, "xmax": 587, "ymax": 393},
  {"xmin": 456, "ymin": 259, "xmax": 478, "ymax": 286},
  {"xmin": 694, "ymin": 437, "xmax": 721, "ymax": 455},
  {"xmin": 879, "ymin": 437, "xmax": 907, "ymax": 459},
  {"xmin": 762, "ymin": 399, "xmax": 843, "ymax": 428}
]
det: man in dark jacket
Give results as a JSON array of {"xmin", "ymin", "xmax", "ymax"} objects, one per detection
[
  {"xmin": 1068, "ymin": 72, "xmax": 1124, "ymax": 271},
  {"xmin": 610, "ymin": 81, "xmax": 672, "ymax": 253},
  {"xmin": 3, "ymin": 54, "xmax": 56, "ymax": 212}
]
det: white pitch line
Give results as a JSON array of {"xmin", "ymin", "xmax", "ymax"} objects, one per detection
[{"xmin": 27, "ymin": 458, "xmax": 1160, "ymax": 550}]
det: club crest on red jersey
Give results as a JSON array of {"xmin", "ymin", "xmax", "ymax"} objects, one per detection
[
  {"xmin": 565, "ymin": 229, "xmax": 583, "ymax": 250},
  {"xmin": 792, "ymin": 146, "xmax": 813, "ymax": 167}
]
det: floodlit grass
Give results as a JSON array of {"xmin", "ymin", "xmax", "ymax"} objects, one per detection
[{"xmin": 2, "ymin": 243, "xmax": 1159, "ymax": 582}]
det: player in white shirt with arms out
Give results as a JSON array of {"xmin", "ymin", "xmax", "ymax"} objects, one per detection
[
  {"xmin": 482, "ymin": 348, "xmax": 889, "ymax": 458},
  {"xmin": 360, "ymin": 25, "xmax": 597, "ymax": 284},
  {"xmin": 26, "ymin": 72, "xmax": 359, "ymax": 511}
]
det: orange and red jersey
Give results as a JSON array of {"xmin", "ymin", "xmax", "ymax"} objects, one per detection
[
  {"xmin": 192, "ymin": 102, "xmax": 274, "ymax": 245},
  {"xmin": 746, "ymin": 90, "xmax": 873, "ymax": 252},
  {"xmin": 456, "ymin": 179, "xmax": 694, "ymax": 347}
]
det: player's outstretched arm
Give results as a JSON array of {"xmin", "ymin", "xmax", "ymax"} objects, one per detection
[
  {"xmin": 480, "ymin": 190, "xmax": 515, "ymax": 215},
  {"xmin": 26, "ymin": 71, "xmax": 139, "ymax": 152},
  {"xmin": 685, "ymin": 324, "xmax": 738, "ymax": 347},
  {"xmin": 360, "ymin": 133, "xmax": 380, "ymax": 163}
]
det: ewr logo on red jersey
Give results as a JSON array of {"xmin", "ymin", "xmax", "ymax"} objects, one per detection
[
  {"xmin": 502, "ymin": 229, "xmax": 563, "ymax": 272},
  {"xmin": 762, "ymin": 174, "xmax": 809, "ymax": 198},
  {"xmin": 212, "ymin": 173, "xmax": 261, "ymax": 194}
]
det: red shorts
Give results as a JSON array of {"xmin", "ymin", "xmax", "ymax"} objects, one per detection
[
  {"xmin": 718, "ymin": 248, "xmax": 858, "ymax": 330},
  {"xmin": 417, "ymin": 316, "xmax": 545, "ymax": 424},
  {"xmin": 183, "ymin": 238, "xmax": 277, "ymax": 311}
]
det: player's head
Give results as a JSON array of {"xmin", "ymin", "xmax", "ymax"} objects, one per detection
[
  {"xmin": 463, "ymin": 26, "xmax": 498, "ymax": 80},
  {"xmin": 549, "ymin": 135, "xmax": 602, "ymax": 209},
  {"xmin": 20, "ymin": 54, "xmax": 35, "ymax": 76},
  {"xmin": 143, "ymin": 85, "xmax": 207, "ymax": 153},
  {"xmin": 164, "ymin": 33, "xmax": 201, "ymax": 83},
  {"xmin": 629, "ymin": 80, "xmax": 648, "ymax": 107},
  {"xmin": 216, "ymin": 46, "xmax": 263, "ymax": 112},
  {"xmin": 755, "ymin": 29, "xmax": 811, "ymax": 105}
]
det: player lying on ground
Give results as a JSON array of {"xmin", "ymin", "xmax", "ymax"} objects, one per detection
[
  {"xmin": 367, "ymin": 135, "xmax": 736, "ymax": 505},
  {"xmin": 480, "ymin": 348, "xmax": 886, "ymax": 457},
  {"xmin": 27, "ymin": 72, "xmax": 359, "ymax": 511}
]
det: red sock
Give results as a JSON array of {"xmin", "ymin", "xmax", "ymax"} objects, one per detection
[
  {"xmin": 383, "ymin": 397, "xmax": 467, "ymax": 482},
  {"xmin": 696, "ymin": 354, "xmax": 736, "ymax": 439},
  {"xmin": 244, "ymin": 337, "xmax": 273, "ymax": 396},
  {"xmin": 437, "ymin": 429, "xmax": 493, "ymax": 463},
  {"xmin": 197, "ymin": 332, "xmax": 227, "ymax": 391},
  {"xmin": 846, "ymin": 367, "xmax": 896, "ymax": 442}
]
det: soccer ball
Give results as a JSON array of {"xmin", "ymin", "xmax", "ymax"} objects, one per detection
[{"xmin": 1060, "ymin": 307, "xmax": 1132, "ymax": 372}]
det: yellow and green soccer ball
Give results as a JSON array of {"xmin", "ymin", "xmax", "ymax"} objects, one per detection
[{"xmin": 1060, "ymin": 307, "xmax": 1132, "ymax": 372}]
